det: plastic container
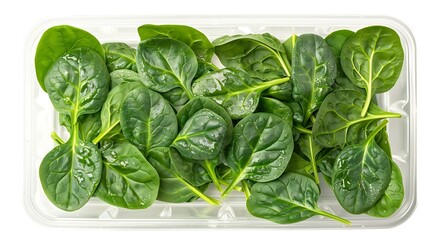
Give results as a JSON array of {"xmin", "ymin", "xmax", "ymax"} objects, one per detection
[{"xmin": 23, "ymin": 16, "xmax": 417, "ymax": 228}]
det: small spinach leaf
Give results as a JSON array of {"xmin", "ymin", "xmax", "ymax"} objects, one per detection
[
  {"xmin": 222, "ymin": 113, "xmax": 293, "ymax": 197},
  {"xmin": 120, "ymin": 86, "xmax": 178, "ymax": 155},
  {"xmin": 261, "ymin": 81, "xmax": 293, "ymax": 102},
  {"xmin": 169, "ymin": 148, "xmax": 212, "ymax": 186},
  {"xmin": 256, "ymin": 97, "xmax": 293, "ymax": 129},
  {"xmin": 94, "ymin": 139, "xmax": 159, "ymax": 209},
  {"xmin": 161, "ymin": 87, "xmax": 189, "ymax": 112},
  {"xmin": 192, "ymin": 68, "xmax": 289, "ymax": 119},
  {"xmin": 103, "ymin": 42, "xmax": 137, "ymax": 72},
  {"xmin": 172, "ymin": 109, "xmax": 227, "ymax": 160},
  {"xmin": 110, "ymin": 69, "xmax": 141, "ymax": 89},
  {"xmin": 35, "ymin": 25, "xmax": 105, "ymax": 91},
  {"xmin": 247, "ymin": 172, "xmax": 350, "ymax": 224},
  {"xmin": 325, "ymin": 30, "xmax": 354, "ymax": 77}
]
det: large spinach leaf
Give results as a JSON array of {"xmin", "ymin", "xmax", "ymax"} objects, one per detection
[
  {"xmin": 177, "ymin": 96, "xmax": 233, "ymax": 146},
  {"xmin": 146, "ymin": 147, "xmax": 220, "ymax": 205},
  {"xmin": 138, "ymin": 24, "xmax": 214, "ymax": 61},
  {"xmin": 247, "ymin": 172, "xmax": 350, "ymax": 224},
  {"xmin": 35, "ymin": 25, "xmax": 105, "ymax": 91},
  {"xmin": 341, "ymin": 26, "xmax": 404, "ymax": 116},
  {"xmin": 103, "ymin": 42, "xmax": 137, "ymax": 72},
  {"xmin": 213, "ymin": 33, "xmax": 290, "ymax": 80},
  {"xmin": 333, "ymin": 121, "xmax": 392, "ymax": 214},
  {"xmin": 39, "ymin": 127, "xmax": 102, "ymax": 211},
  {"xmin": 192, "ymin": 68, "xmax": 289, "ymax": 119},
  {"xmin": 93, "ymin": 82, "xmax": 142, "ymax": 143},
  {"xmin": 136, "ymin": 38, "xmax": 197, "ymax": 98},
  {"xmin": 222, "ymin": 113, "xmax": 293, "ymax": 197},
  {"xmin": 120, "ymin": 86, "xmax": 178, "ymax": 155},
  {"xmin": 292, "ymin": 34, "xmax": 337, "ymax": 124},
  {"xmin": 44, "ymin": 48, "xmax": 110, "ymax": 124},
  {"xmin": 172, "ymin": 109, "xmax": 227, "ymax": 160},
  {"xmin": 94, "ymin": 139, "xmax": 159, "ymax": 209},
  {"xmin": 313, "ymin": 90, "xmax": 401, "ymax": 148}
]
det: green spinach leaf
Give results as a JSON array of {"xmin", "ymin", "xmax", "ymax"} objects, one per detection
[
  {"xmin": 35, "ymin": 25, "xmax": 105, "ymax": 91},
  {"xmin": 192, "ymin": 68, "xmax": 289, "ymax": 119},
  {"xmin": 169, "ymin": 148, "xmax": 212, "ymax": 186},
  {"xmin": 161, "ymin": 87, "xmax": 189, "ymax": 112},
  {"xmin": 110, "ymin": 69, "xmax": 141, "ymax": 89},
  {"xmin": 103, "ymin": 42, "xmax": 137, "ymax": 72},
  {"xmin": 256, "ymin": 97, "xmax": 293, "ymax": 129},
  {"xmin": 325, "ymin": 30, "xmax": 354, "ymax": 77}
]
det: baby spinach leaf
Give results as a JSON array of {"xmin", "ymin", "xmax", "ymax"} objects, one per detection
[
  {"xmin": 367, "ymin": 161, "xmax": 404, "ymax": 217},
  {"xmin": 169, "ymin": 148, "xmax": 212, "ymax": 186},
  {"xmin": 286, "ymin": 153, "xmax": 312, "ymax": 178},
  {"xmin": 256, "ymin": 97, "xmax": 293, "ymax": 129},
  {"xmin": 78, "ymin": 113, "xmax": 102, "ymax": 142},
  {"xmin": 222, "ymin": 113, "xmax": 293, "ymax": 197},
  {"xmin": 325, "ymin": 30, "xmax": 354, "ymax": 77},
  {"xmin": 313, "ymin": 90, "xmax": 401, "ymax": 148},
  {"xmin": 110, "ymin": 69, "xmax": 141, "ymax": 89},
  {"xmin": 136, "ymin": 38, "xmax": 197, "ymax": 99},
  {"xmin": 261, "ymin": 81, "xmax": 293, "ymax": 102},
  {"xmin": 35, "ymin": 25, "xmax": 105, "ymax": 91},
  {"xmin": 285, "ymin": 101, "xmax": 304, "ymax": 124},
  {"xmin": 44, "ymin": 48, "xmax": 110, "ymax": 124},
  {"xmin": 120, "ymin": 86, "xmax": 178, "ymax": 155},
  {"xmin": 292, "ymin": 34, "xmax": 337, "ymax": 124},
  {"xmin": 94, "ymin": 139, "xmax": 159, "ymax": 209},
  {"xmin": 138, "ymin": 24, "xmax": 214, "ymax": 61},
  {"xmin": 146, "ymin": 147, "xmax": 220, "ymax": 205},
  {"xmin": 341, "ymin": 26, "xmax": 404, "ymax": 116},
  {"xmin": 93, "ymin": 82, "xmax": 143, "ymax": 144},
  {"xmin": 195, "ymin": 59, "xmax": 218, "ymax": 79},
  {"xmin": 102, "ymin": 42, "xmax": 137, "ymax": 72},
  {"xmin": 283, "ymin": 34, "xmax": 297, "ymax": 63},
  {"xmin": 161, "ymin": 87, "xmax": 189, "ymax": 112},
  {"xmin": 247, "ymin": 172, "xmax": 350, "ymax": 224},
  {"xmin": 177, "ymin": 96, "xmax": 233, "ymax": 146},
  {"xmin": 316, "ymin": 147, "xmax": 341, "ymax": 183},
  {"xmin": 213, "ymin": 33, "xmax": 291, "ymax": 80},
  {"xmin": 333, "ymin": 121, "xmax": 392, "ymax": 214},
  {"xmin": 172, "ymin": 109, "xmax": 227, "ymax": 160},
  {"xmin": 192, "ymin": 68, "xmax": 289, "ymax": 119},
  {"xmin": 39, "ymin": 127, "xmax": 102, "ymax": 211},
  {"xmin": 297, "ymin": 134, "xmax": 323, "ymax": 184},
  {"xmin": 332, "ymin": 77, "xmax": 366, "ymax": 93}
]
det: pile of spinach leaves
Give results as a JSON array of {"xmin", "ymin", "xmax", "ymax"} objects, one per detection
[{"xmin": 35, "ymin": 24, "xmax": 405, "ymax": 225}]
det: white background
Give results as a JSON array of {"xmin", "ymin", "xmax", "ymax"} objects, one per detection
[{"xmin": 0, "ymin": 0, "xmax": 425, "ymax": 239}]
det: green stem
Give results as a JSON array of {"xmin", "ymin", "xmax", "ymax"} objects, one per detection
[
  {"xmin": 179, "ymin": 178, "xmax": 220, "ymax": 205},
  {"xmin": 221, "ymin": 173, "xmax": 243, "ymax": 198},
  {"xmin": 50, "ymin": 131, "xmax": 65, "ymax": 145},
  {"xmin": 241, "ymin": 181, "xmax": 251, "ymax": 199},
  {"xmin": 92, "ymin": 122, "xmax": 119, "ymax": 144},
  {"xmin": 361, "ymin": 88, "xmax": 372, "ymax": 117},
  {"xmin": 182, "ymin": 86, "xmax": 194, "ymax": 100},
  {"xmin": 202, "ymin": 160, "xmax": 223, "ymax": 192},
  {"xmin": 294, "ymin": 125, "xmax": 312, "ymax": 135},
  {"xmin": 308, "ymin": 137, "xmax": 320, "ymax": 185},
  {"xmin": 366, "ymin": 120, "xmax": 389, "ymax": 143},
  {"xmin": 316, "ymin": 209, "xmax": 351, "ymax": 225},
  {"xmin": 207, "ymin": 62, "xmax": 220, "ymax": 71},
  {"xmin": 218, "ymin": 178, "xmax": 243, "ymax": 192}
]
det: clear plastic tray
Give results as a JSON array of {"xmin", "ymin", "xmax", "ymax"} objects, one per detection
[{"xmin": 23, "ymin": 16, "xmax": 417, "ymax": 228}]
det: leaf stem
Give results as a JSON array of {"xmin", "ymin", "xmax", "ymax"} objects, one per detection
[
  {"xmin": 241, "ymin": 181, "xmax": 251, "ymax": 199},
  {"xmin": 294, "ymin": 125, "xmax": 312, "ymax": 135},
  {"xmin": 218, "ymin": 178, "xmax": 243, "ymax": 192},
  {"xmin": 316, "ymin": 210, "xmax": 351, "ymax": 225},
  {"xmin": 50, "ymin": 131, "xmax": 65, "ymax": 145},
  {"xmin": 179, "ymin": 178, "xmax": 220, "ymax": 205},
  {"xmin": 361, "ymin": 89, "xmax": 372, "ymax": 117},
  {"xmin": 202, "ymin": 160, "xmax": 223, "ymax": 192},
  {"xmin": 221, "ymin": 174, "xmax": 243, "ymax": 198},
  {"xmin": 366, "ymin": 120, "xmax": 389, "ymax": 143}
]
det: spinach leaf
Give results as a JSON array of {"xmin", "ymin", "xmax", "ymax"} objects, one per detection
[
  {"xmin": 172, "ymin": 109, "xmax": 227, "ymax": 160},
  {"xmin": 94, "ymin": 139, "xmax": 159, "ymax": 209},
  {"xmin": 367, "ymin": 161, "xmax": 404, "ymax": 217},
  {"xmin": 169, "ymin": 148, "xmax": 212, "ymax": 186},
  {"xmin": 256, "ymin": 97, "xmax": 293, "ymax": 129},
  {"xmin": 261, "ymin": 81, "xmax": 293, "ymax": 102},
  {"xmin": 332, "ymin": 77, "xmax": 366, "ymax": 93},
  {"xmin": 313, "ymin": 90, "xmax": 401, "ymax": 148},
  {"xmin": 110, "ymin": 69, "xmax": 141, "ymax": 89},
  {"xmin": 138, "ymin": 24, "xmax": 214, "ymax": 61},
  {"xmin": 161, "ymin": 87, "xmax": 189, "ymax": 112},
  {"xmin": 93, "ymin": 82, "xmax": 143, "ymax": 144},
  {"xmin": 213, "ymin": 33, "xmax": 291, "ymax": 80},
  {"xmin": 292, "ymin": 34, "xmax": 337, "ymax": 124},
  {"xmin": 35, "ymin": 25, "xmax": 105, "ymax": 91},
  {"xmin": 285, "ymin": 153, "xmax": 312, "ymax": 178},
  {"xmin": 222, "ymin": 113, "xmax": 293, "ymax": 197},
  {"xmin": 177, "ymin": 96, "xmax": 233, "ymax": 146},
  {"xmin": 192, "ymin": 68, "xmax": 289, "ymax": 119},
  {"xmin": 146, "ymin": 147, "xmax": 220, "ymax": 205},
  {"xmin": 283, "ymin": 34, "xmax": 297, "ymax": 62},
  {"xmin": 136, "ymin": 38, "xmax": 197, "ymax": 98},
  {"xmin": 247, "ymin": 172, "xmax": 350, "ymax": 224},
  {"xmin": 39, "ymin": 126, "xmax": 102, "ymax": 211},
  {"xmin": 78, "ymin": 113, "xmax": 102, "ymax": 142},
  {"xmin": 341, "ymin": 26, "xmax": 404, "ymax": 116},
  {"xmin": 333, "ymin": 121, "xmax": 392, "ymax": 214},
  {"xmin": 102, "ymin": 42, "xmax": 137, "ymax": 72},
  {"xmin": 120, "ymin": 86, "xmax": 178, "ymax": 155},
  {"xmin": 325, "ymin": 30, "xmax": 354, "ymax": 77},
  {"xmin": 44, "ymin": 48, "xmax": 110, "ymax": 124},
  {"xmin": 285, "ymin": 101, "xmax": 304, "ymax": 124},
  {"xmin": 316, "ymin": 147, "xmax": 341, "ymax": 184},
  {"xmin": 195, "ymin": 59, "xmax": 218, "ymax": 79}
]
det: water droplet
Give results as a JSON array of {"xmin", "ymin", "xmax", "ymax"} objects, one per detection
[
  {"xmin": 119, "ymin": 160, "xmax": 128, "ymax": 167},
  {"xmin": 111, "ymin": 151, "xmax": 118, "ymax": 158},
  {"xmin": 63, "ymin": 97, "xmax": 71, "ymax": 105}
]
